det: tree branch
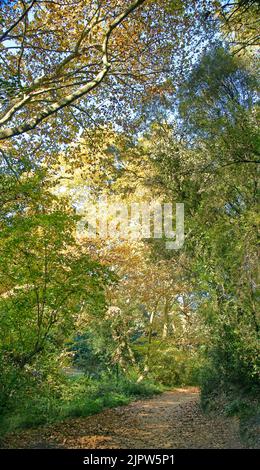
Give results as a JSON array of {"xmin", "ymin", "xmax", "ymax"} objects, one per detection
[
  {"xmin": 0, "ymin": 0, "xmax": 147, "ymax": 140},
  {"xmin": 0, "ymin": 0, "xmax": 37, "ymax": 43}
]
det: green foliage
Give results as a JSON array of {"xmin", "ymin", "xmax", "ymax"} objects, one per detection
[
  {"xmin": 0, "ymin": 7, "xmax": 259, "ymax": 447},
  {"xmin": 148, "ymin": 45, "xmax": 259, "ymax": 439},
  {"xmin": 149, "ymin": 343, "xmax": 205, "ymax": 386},
  {"xmin": 0, "ymin": 157, "xmax": 115, "ymax": 416},
  {"xmin": 0, "ymin": 373, "xmax": 163, "ymax": 439},
  {"xmin": 70, "ymin": 330, "xmax": 116, "ymax": 377}
]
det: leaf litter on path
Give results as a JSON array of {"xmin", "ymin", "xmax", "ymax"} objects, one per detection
[{"xmin": 2, "ymin": 387, "xmax": 246, "ymax": 449}]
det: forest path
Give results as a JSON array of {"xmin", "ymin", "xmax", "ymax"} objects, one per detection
[{"xmin": 3, "ymin": 387, "xmax": 245, "ymax": 449}]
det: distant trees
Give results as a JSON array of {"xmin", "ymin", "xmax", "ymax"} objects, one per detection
[{"xmin": 149, "ymin": 47, "xmax": 259, "ymax": 397}]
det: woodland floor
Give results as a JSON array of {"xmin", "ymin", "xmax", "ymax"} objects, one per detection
[{"xmin": 2, "ymin": 387, "xmax": 245, "ymax": 449}]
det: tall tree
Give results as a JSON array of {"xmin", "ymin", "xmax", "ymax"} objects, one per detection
[{"xmin": 0, "ymin": 0, "xmax": 216, "ymax": 140}]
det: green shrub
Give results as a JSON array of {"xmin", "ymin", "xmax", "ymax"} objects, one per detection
[
  {"xmin": 0, "ymin": 372, "xmax": 163, "ymax": 438},
  {"xmin": 147, "ymin": 342, "xmax": 205, "ymax": 386}
]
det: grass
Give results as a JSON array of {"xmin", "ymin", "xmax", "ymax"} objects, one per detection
[{"xmin": 0, "ymin": 374, "xmax": 164, "ymax": 438}]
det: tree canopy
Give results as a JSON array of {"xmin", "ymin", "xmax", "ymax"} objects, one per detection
[{"xmin": 0, "ymin": 0, "xmax": 259, "ymax": 448}]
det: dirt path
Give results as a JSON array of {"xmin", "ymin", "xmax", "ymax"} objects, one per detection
[{"xmin": 2, "ymin": 387, "xmax": 245, "ymax": 449}]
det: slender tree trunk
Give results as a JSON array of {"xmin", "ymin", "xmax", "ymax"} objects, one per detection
[
  {"xmin": 137, "ymin": 310, "xmax": 155, "ymax": 383},
  {"xmin": 162, "ymin": 298, "xmax": 170, "ymax": 339}
]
